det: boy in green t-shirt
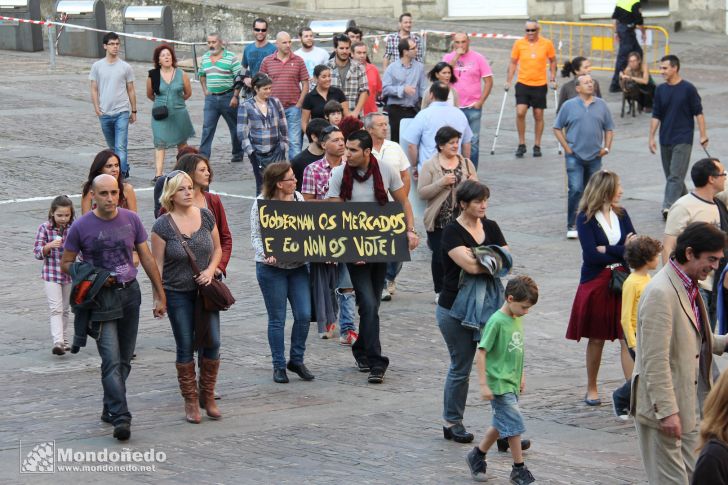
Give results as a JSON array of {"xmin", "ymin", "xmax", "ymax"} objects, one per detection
[{"xmin": 466, "ymin": 275, "xmax": 539, "ymax": 484}]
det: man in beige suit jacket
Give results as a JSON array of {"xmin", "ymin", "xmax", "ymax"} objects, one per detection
[{"xmin": 632, "ymin": 222, "xmax": 728, "ymax": 484}]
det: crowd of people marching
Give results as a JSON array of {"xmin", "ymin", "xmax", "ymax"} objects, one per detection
[{"xmin": 28, "ymin": 8, "xmax": 728, "ymax": 484}]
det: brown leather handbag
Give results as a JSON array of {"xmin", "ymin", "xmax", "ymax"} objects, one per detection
[{"xmin": 166, "ymin": 214, "xmax": 236, "ymax": 311}]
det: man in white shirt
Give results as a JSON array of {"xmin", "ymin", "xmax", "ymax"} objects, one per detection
[
  {"xmin": 364, "ymin": 113, "xmax": 411, "ymax": 302},
  {"xmin": 295, "ymin": 27, "xmax": 330, "ymax": 78}
]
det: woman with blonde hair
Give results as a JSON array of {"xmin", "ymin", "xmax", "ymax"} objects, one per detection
[
  {"xmin": 566, "ymin": 170, "xmax": 636, "ymax": 406},
  {"xmin": 693, "ymin": 369, "xmax": 728, "ymax": 484},
  {"xmin": 151, "ymin": 171, "xmax": 223, "ymax": 423}
]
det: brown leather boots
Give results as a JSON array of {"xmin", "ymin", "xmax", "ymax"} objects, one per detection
[
  {"xmin": 198, "ymin": 358, "xmax": 221, "ymax": 419},
  {"xmin": 175, "ymin": 361, "xmax": 201, "ymax": 424}
]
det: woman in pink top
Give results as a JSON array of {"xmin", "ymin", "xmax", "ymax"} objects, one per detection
[{"xmin": 352, "ymin": 42, "xmax": 381, "ymax": 115}]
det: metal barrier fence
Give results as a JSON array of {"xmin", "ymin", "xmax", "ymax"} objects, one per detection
[{"xmin": 539, "ymin": 21, "xmax": 670, "ymax": 75}]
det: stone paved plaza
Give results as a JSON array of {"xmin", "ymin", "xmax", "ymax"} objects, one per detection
[{"xmin": 3, "ymin": 26, "xmax": 728, "ymax": 484}]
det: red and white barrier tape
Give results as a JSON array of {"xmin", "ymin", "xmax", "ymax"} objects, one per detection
[
  {"xmin": 422, "ymin": 29, "xmax": 521, "ymax": 40},
  {"xmin": 0, "ymin": 15, "xmax": 195, "ymax": 45}
]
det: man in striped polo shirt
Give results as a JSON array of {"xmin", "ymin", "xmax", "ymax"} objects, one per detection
[
  {"xmin": 199, "ymin": 33, "xmax": 244, "ymax": 163},
  {"xmin": 260, "ymin": 31, "xmax": 309, "ymax": 159}
]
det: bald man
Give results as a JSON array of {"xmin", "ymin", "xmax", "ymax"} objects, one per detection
[
  {"xmin": 61, "ymin": 174, "xmax": 166, "ymax": 442},
  {"xmin": 259, "ymin": 31, "xmax": 310, "ymax": 158}
]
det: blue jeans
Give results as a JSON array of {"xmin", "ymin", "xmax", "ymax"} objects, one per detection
[
  {"xmin": 566, "ymin": 153, "xmax": 602, "ymax": 228},
  {"xmin": 99, "ymin": 111, "xmax": 130, "ymax": 176},
  {"xmin": 385, "ymin": 261, "xmax": 403, "ymax": 283},
  {"xmin": 92, "ymin": 281, "xmax": 141, "ymax": 426},
  {"xmin": 200, "ymin": 92, "xmax": 242, "ymax": 160},
  {"xmin": 337, "ymin": 263, "xmax": 356, "ymax": 333},
  {"xmin": 436, "ymin": 304, "xmax": 478, "ymax": 424},
  {"xmin": 348, "ymin": 262, "xmax": 388, "ymax": 370},
  {"xmin": 461, "ymin": 107, "xmax": 482, "ymax": 169},
  {"xmin": 166, "ymin": 289, "xmax": 220, "ymax": 363},
  {"xmin": 256, "ymin": 263, "xmax": 311, "ymax": 370},
  {"xmin": 285, "ymin": 106, "xmax": 302, "ymax": 159},
  {"xmin": 490, "ymin": 393, "xmax": 526, "ymax": 438},
  {"xmin": 660, "ymin": 143, "xmax": 691, "ymax": 210}
]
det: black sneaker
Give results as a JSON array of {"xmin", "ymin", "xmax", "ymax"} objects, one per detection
[
  {"xmin": 515, "ymin": 144, "xmax": 527, "ymax": 158},
  {"xmin": 113, "ymin": 422, "xmax": 131, "ymax": 441},
  {"xmin": 100, "ymin": 409, "xmax": 113, "ymax": 424},
  {"xmin": 465, "ymin": 447, "xmax": 488, "ymax": 482},
  {"xmin": 497, "ymin": 437, "xmax": 531, "ymax": 452},
  {"xmin": 532, "ymin": 145, "xmax": 542, "ymax": 157},
  {"xmin": 510, "ymin": 464, "xmax": 535, "ymax": 485},
  {"xmin": 368, "ymin": 367, "xmax": 385, "ymax": 384},
  {"xmin": 355, "ymin": 358, "xmax": 370, "ymax": 373}
]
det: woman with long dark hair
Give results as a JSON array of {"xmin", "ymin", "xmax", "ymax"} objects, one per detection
[
  {"xmin": 81, "ymin": 149, "xmax": 137, "ymax": 214},
  {"xmin": 557, "ymin": 56, "xmax": 602, "ymax": 112},
  {"xmin": 422, "ymin": 62, "xmax": 459, "ymax": 109}
]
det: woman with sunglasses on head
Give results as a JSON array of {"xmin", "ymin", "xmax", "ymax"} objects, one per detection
[
  {"xmin": 238, "ymin": 73, "xmax": 289, "ymax": 195},
  {"xmin": 147, "ymin": 44, "xmax": 194, "ymax": 183},
  {"xmin": 151, "ymin": 171, "xmax": 223, "ymax": 424},
  {"xmin": 251, "ymin": 162, "xmax": 314, "ymax": 384},
  {"xmin": 81, "ymin": 149, "xmax": 137, "ymax": 214},
  {"xmin": 156, "ymin": 153, "xmax": 232, "ymax": 279}
]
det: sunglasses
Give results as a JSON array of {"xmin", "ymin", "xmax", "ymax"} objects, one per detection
[
  {"xmin": 163, "ymin": 170, "xmax": 186, "ymax": 187},
  {"xmin": 321, "ymin": 125, "xmax": 341, "ymax": 134},
  {"xmin": 525, "ymin": 28, "xmax": 538, "ymax": 32},
  {"xmin": 254, "ymin": 28, "xmax": 267, "ymax": 32},
  {"xmin": 712, "ymin": 171, "xmax": 728, "ymax": 177}
]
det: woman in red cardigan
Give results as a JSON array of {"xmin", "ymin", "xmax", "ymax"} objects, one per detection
[{"xmin": 157, "ymin": 152, "xmax": 233, "ymax": 276}]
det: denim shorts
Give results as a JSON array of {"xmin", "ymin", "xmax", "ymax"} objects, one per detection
[{"xmin": 490, "ymin": 392, "xmax": 526, "ymax": 438}]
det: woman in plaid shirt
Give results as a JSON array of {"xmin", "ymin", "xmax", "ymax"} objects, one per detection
[{"xmin": 33, "ymin": 196, "xmax": 75, "ymax": 356}]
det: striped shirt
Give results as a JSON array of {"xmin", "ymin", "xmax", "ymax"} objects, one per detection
[
  {"xmin": 198, "ymin": 49, "xmax": 241, "ymax": 94},
  {"xmin": 34, "ymin": 221, "xmax": 72, "ymax": 284},
  {"xmin": 670, "ymin": 258, "xmax": 702, "ymax": 333},
  {"xmin": 259, "ymin": 53, "xmax": 309, "ymax": 108}
]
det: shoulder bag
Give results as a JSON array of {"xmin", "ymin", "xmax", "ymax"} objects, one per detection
[
  {"xmin": 166, "ymin": 214, "xmax": 235, "ymax": 311},
  {"xmin": 608, "ymin": 263, "xmax": 629, "ymax": 294},
  {"xmin": 151, "ymin": 68, "xmax": 171, "ymax": 120}
]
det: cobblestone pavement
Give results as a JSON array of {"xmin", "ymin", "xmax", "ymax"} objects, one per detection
[{"xmin": 3, "ymin": 27, "xmax": 728, "ymax": 484}]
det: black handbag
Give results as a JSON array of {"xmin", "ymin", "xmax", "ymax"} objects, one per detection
[
  {"xmin": 152, "ymin": 105, "xmax": 168, "ymax": 120},
  {"xmin": 166, "ymin": 215, "xmax": 236, "ymax": 311},
  {"xmin": 608, "ymin": 264, "xmax": 629, "ymax": 294}
]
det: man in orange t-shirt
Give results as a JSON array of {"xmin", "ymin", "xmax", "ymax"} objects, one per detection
[{"xmin": 505, "ymin": 20, "xmax": 557, "ymax": 159}]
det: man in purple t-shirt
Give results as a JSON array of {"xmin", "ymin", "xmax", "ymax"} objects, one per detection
[
  {"xmin": 443, "ymin": 32, "xmax": 493, "ymax": 168},
  {"xmin": 62, "ymin": 174, "xmax": 166, "ymax": 441}
]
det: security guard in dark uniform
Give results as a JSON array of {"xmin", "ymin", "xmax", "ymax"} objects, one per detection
[{"xmin": 609, "ymin": 0, "xmax": 647, "ymax": 92}]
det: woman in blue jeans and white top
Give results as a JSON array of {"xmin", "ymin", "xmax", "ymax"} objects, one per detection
[
  {"xmin": 251, "ymin": 162, "xmax": 314, "ymax": 384},
  {"xmin": 437, "ymin": 181, "xmax": 516, "ymax": 449},
  {"xmin": 151, "ymin": 171, "xmax": 222, "ymax": 424}
]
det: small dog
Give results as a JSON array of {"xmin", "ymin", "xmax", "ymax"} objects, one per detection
[{"xmin": 621, "ymin": 79, "xmax": 640, "ymax": 118}]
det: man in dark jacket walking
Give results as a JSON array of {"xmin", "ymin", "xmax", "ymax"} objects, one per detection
[{"xmin": 62, "ymin": 174, "xmax": 166, "ymax": 441}]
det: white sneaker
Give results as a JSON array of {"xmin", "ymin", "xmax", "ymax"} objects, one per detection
[
  {"xmin": 386, "ymin": 280, "xmax": 396, "ymax": 295},
  {"xmin": 566, "ymin": 229, "xmax": 578, "ymax": 239},
  {"xmin": 381, "ymin": 288, "xmax": 391, "ymax": 301}
]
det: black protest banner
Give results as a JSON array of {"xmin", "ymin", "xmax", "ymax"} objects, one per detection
[{"xmin": 257, "ymin": 200, "xmax": 411, "ymax": 263}]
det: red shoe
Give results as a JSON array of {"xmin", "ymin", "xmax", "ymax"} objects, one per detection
[{"xmin": 339, "ymin": 330, "xmax": 358, "ymax": 346}]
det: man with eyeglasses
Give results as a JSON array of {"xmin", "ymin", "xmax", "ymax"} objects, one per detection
[
  {"xmin": 633, "ymin": 222, "xmax": 728, "ymax": 485},
  {"xmin": 505, "ymin": 20, "xmax": 557, "ymax": 159},
  {"xmin": 243, "ymin": 18, "xmax": 276, "ymax": 78},
  {"xmin": 662, "ymin": 158, "xmax": 727, "ymax": 327},
  {"xmin": 443, "ymin": 32, "xmax": 493, "ymax": 169},
  {"xmin": 89, "ymin": 32, "xmax": 136, "ymax": 179},
  {"xmin": 198, "ymin": 33, "xmax": 244, "ymax": 163},
  {"xmin": 382, "ymin": 38, "xmax": 427, "ymax": 143},
  {"xmin": 554, "ymin": 74, "xmax": 614, "ymax": 240}
]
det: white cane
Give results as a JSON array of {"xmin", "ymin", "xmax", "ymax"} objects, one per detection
[{"xmin": 490, "ymin": 89, "xmax": 508, "ymax": 155}]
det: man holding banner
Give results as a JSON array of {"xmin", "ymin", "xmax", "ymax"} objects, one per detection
[{"xmin": 325, "ymin": 130, "xmax": 419, "ymax": 384}]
